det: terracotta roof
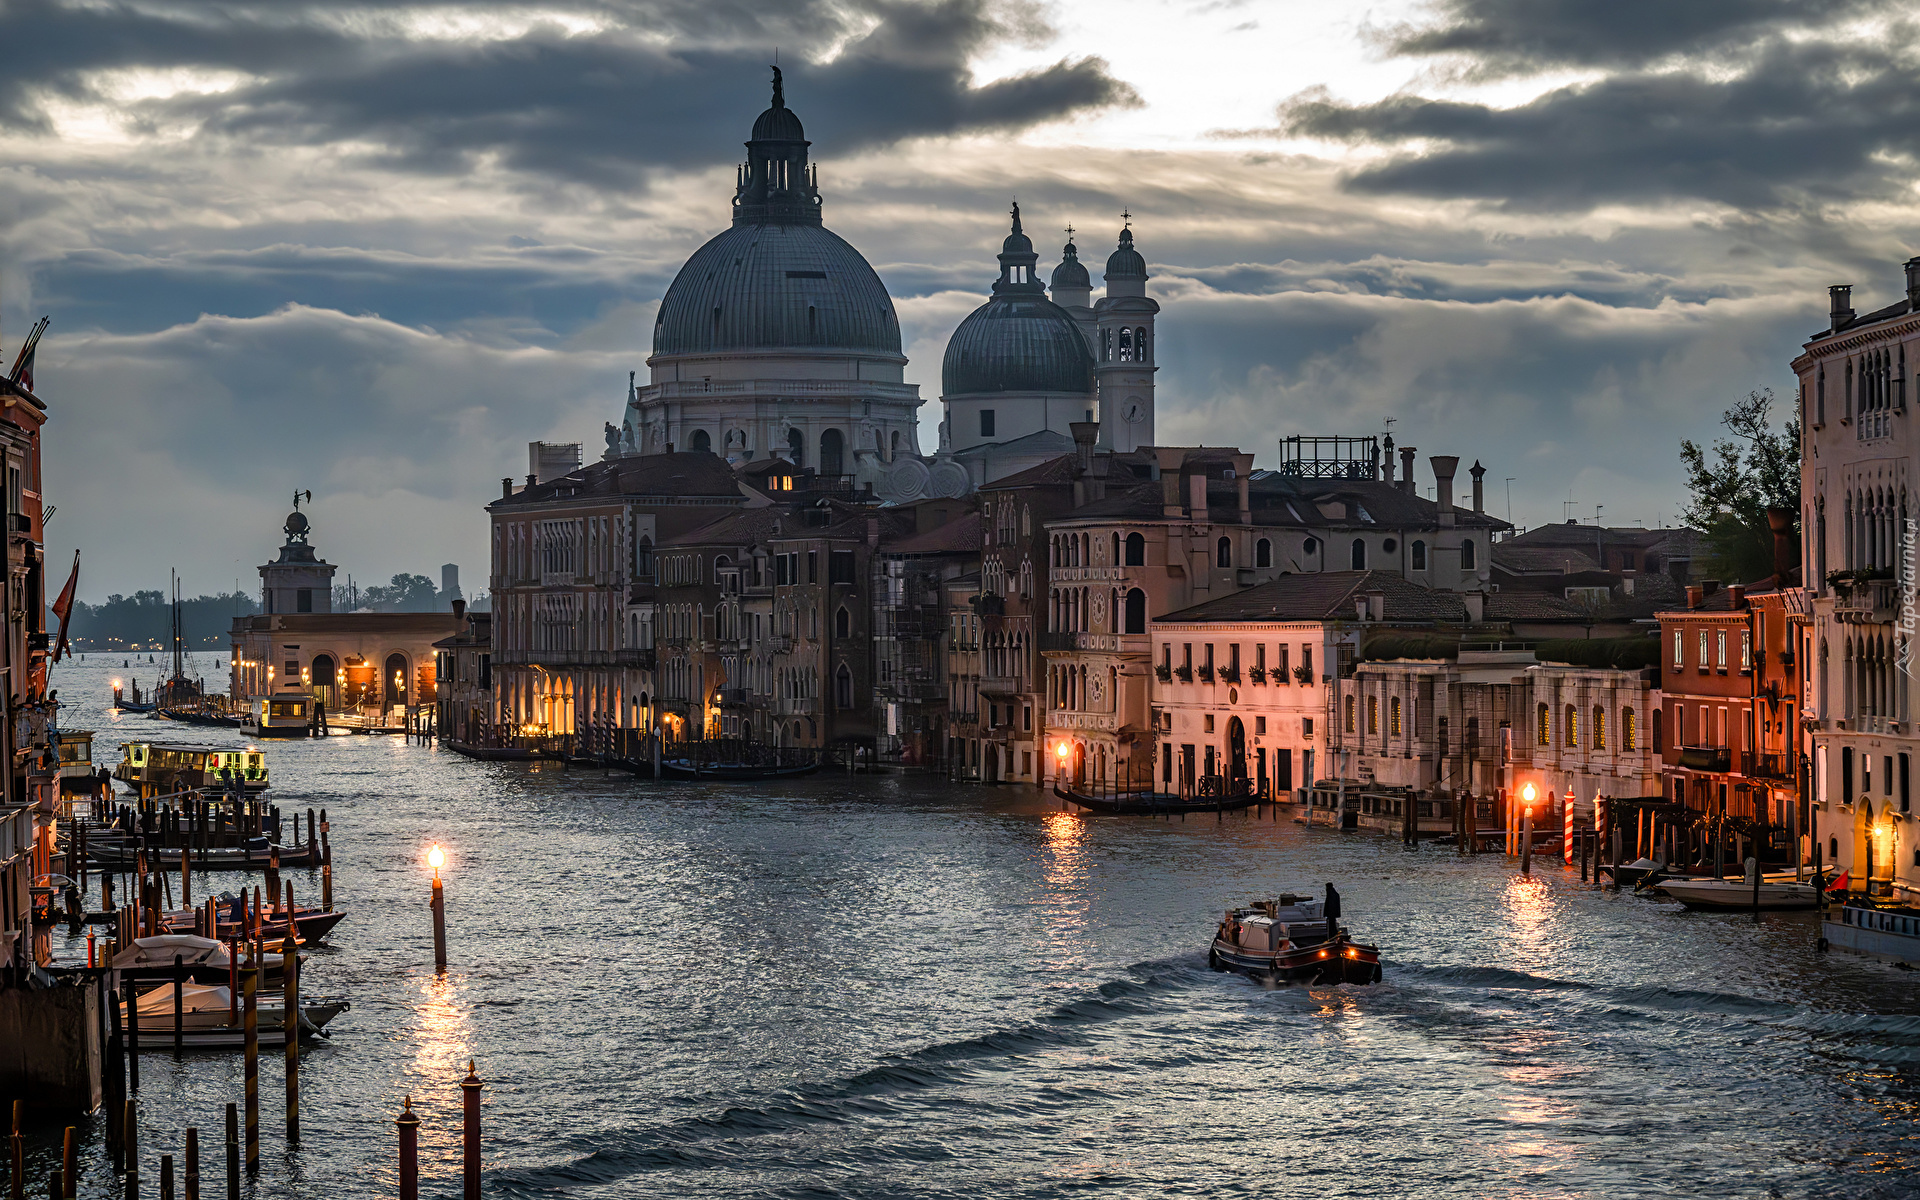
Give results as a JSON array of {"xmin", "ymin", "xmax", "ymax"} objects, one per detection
[
  {"xmin": 660, "ymin": 504, "xmax": 792, "ymax": 548},
  {"xmin": 1493, "ymin": 545, "xmax": 1602, "ymax": 574},
  {"xmin": 1159, "ymin": 571, "xmax": 1468, "ymax": 623},
  {"xmin": 1060, "ymin": 474, "xmax": 1509, "ymax": 532},
  {"xmin": 489, "ymin": 451, "xmax": 743, "ymax": 509},
  {"xmin": 977, "ymin": 454, "xmax": 1079, "ymax": 490}
]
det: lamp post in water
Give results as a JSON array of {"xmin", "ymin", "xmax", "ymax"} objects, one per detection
[
  {"xmin": 428, "ymin": 845, "xmax": 447, "ymax": 972},
  {"xmin": 1520, "ymin": 783, "xmax": 1536, "ymax": 876}
]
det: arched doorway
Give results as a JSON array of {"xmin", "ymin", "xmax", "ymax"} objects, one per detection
[
  {"xmin": 385, "ymin": 653, "xmax": 409, "ymax": 710},
  {"xmin": 787, "ymin": 427, "xmax": 805, "ymax": 465},
  {"xmin": 820, "ymin": 427, "xmax": 845, "ymax": 476},
  {"xmin": 310, "ymin": 654, "xmax": 337, "ymax": 709},
  {"xmin": 1227, "ymin": 717, "xmax": 1248, "ymax": 783},
  {"xmin": 690, "ymin": 429, "xmax": 712, "ymax": 453},
  {"xmin": 1072, "ymin": 742, "xmax": 1086, "ymax": 786}
]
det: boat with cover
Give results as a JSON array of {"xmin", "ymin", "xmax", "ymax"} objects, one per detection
[
  {"xmin": 113, "ymin": 742, "xmax": 270, "ymax": 795},
  {"xmin": 241, "ymin": 688, "xmax": 314, "ymax": 739},
  {"xmin": 120, "ymin": 982, "xmax": 347, "ymax": 1049},
  {"xmin": 1208, "ymin": 886, "xmax": 1382, "ymax": 984},
  {"xmin": 158, "ymin": 900, "xmax": 348, "ymax": 945},
  {"xmin": 109, "ymin": 934, "xmax": 298, "ymax": 986},
  {"xmin": 1654, "ymin": 877, "xmax": 1823, "ymax": 911},
  {"xmin": 1824, "ymin": 897, "xmax": 1920, "ymax": 964}
]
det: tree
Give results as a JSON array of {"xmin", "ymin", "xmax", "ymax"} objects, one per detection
[
  {"xmin": 361, "ymin": 573, "xmax": 441, "ymax": 612},
  {"xmin": 1679, "ymin": 389, "xmax": 1800, "ymax": 584}
]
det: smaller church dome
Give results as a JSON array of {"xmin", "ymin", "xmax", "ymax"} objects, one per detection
[
  {"xmin": 1106, "ymin": 226, "xmax": 1147, "ymax": 279},
  {"xmin": 1050, "ymin": 240, "xmax": 1089, "ymax": 291}
]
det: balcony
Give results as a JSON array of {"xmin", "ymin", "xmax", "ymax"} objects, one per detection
[
  {"xmin": 1834, "ymin": 578, "xmax": 1898, "ymax": 624},
  {"xmin": 774, "ymin": 697, "xmax": 815, "ymax": 716},
  {"xmin": 717, "ymin": 687, "xmax": 752, "ymax": 708},
  {"xmin": 1744, "ymin": 751, "xmax": 1796, "ymax": 782},
  {"xmin": 1051, "ymin": 710, "xmax": 1117, "ymax": 732},
  {"xmin": 1676, "ymin": 745, "xmax": 1732, "ymax": 772},
  {"xmin": 613, "ymin": 647, "xmax": 656, "ymax": 669}
]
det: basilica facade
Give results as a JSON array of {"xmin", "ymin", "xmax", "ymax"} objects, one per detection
[{"xmin": 613, "ymin": 73, "xmax": 1162, "ymax": 498}]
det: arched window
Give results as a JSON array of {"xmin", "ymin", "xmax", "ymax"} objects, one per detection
[
  {"xmin": 787, "ymin": 427, "xmax": 805, "ymax": 466},
  {"xmin": 1119, "ymin": 327, "xmax": 1134, "ymax": 361},
  {"xmin": 835, "ymin": 664, "xmax": 853, "ymax": 710},
  {"xmin": 1125, "ymin": 532, "xmax": 1145, "ymax": 565},
  {"xmin": 1344, "ymin": 695, "xmax": 1356, "ymax": 733},
  {"xmin": 1367, "ymin": 695, "xmax": 1379, "ymax": 735},
  {"xmin": 1565, "ymin": 704, "xmax": 1578, "ymax": 747},
  {"xmin": 1593, "ymin": 705, "xmax": 1606, "ymax": 749},
  {"xmin": 1390, "ymin": 696, "xmax": 1402, "ymax": 736},
  {"xmin": 1351, "ymin": 539, "xmax": 1367, "ymax": 570},
  {"xmin": 820, "ymin": 428, "xmax": 844, "ymax": 476},
  {"xmin": 835, "ymin": 607, "xmax": 851, "ymax": 638},
  {"xmin": 1110, "ymin": 533, "xmax": 1120, "ymax": 565},
  {"xmin": 1411, "ymin": 540, "xmax": 1427, "ymax": 570},
  {"xmin": 1256, "ymin": 538, "xmax": 1272, "ymax": 568},
  {"xmin": 690, "ymin": 429, "xmax": 712, "ymax": 453},
  {"xmin": 637, "ymin": 535, "xmax": 654, "ymax": 579},
  {"xmin": 1124, "ymin": 588, "xmax": 1146, "ymax": 634},
  {"xmin": 1461, "ymin": 538, "xmax": 1477, "ymax": 570},
  {"xmin": 1135, "ymin": 327, "xmax": 1149, "ymax": 363},
  {"xmin": 1303, "ymin": 536, "xmax": 1319, "ymax": 556},
  {"xmin": 1101, "ymin": 328, "xmax": 1112, "ymax": 362},
  {"xmin": 1650, "ymin": 707, "xmax": 1661, "ymax": 752},
  {"xmin": 1623, "ymin": 707, "xmax": 1637, "ymax": 751},
  {"xmin": 1217, "ymin": 536, "xmax": 1232, "ymax": 568},
  {"xmin": 1537, "ymin": 702, "xmax": 1549, "ymax": 745},
  {"xmin": 890, "ymin": 430, "xmax": 901, "ymax": 461}
]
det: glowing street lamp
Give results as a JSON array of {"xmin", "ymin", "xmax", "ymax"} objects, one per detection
[{"xmin": 1520, "ymin": 782, "xmax": 1537, "ymax": 875}]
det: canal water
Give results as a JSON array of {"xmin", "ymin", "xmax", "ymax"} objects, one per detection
[{"xmin": 32, "ymin": 659, "xmax": 1920, "ymax": 1197}]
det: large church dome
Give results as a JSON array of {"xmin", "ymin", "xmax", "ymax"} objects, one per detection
[
  {"xmin": 652, "ymin": 223, "xmax": 902, "ymax": 357},
  {"xmin": 942, "ymin": 204, "xmax": 1095, "ymax": 396},
  {"xmin": 650, "ymin": 66, "xmax": 902, "ymax": 362}
]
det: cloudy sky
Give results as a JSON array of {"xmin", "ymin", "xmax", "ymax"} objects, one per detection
[{"xmin": 8, "ymin": 0, "xmax": 1914, "ymax": 600}]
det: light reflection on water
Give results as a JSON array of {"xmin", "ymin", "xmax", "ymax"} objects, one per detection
[{"xmin": 25, "ymin": 660, "xmax": 1920, "ymax": 1197}]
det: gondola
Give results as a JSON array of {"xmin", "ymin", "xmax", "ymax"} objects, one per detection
[
  {"xmin": 1208, "ymin": 889, "xmax": 1382, "ymax": 985},
  {"xmin": 659, "ymin": 759, "xmax": 821, "ymax": 781},
  {"xmin": 85, "ymin": 837, "xmax": 321, "ymax": 871},
  {"xmin": 1054, "ymin": 784, "xmax": 1258, "ymax": 815},
  {"xmin": 157, "ymin": 708, "xmax": 244, "ymax": 728},
  {"xmin": 114, "ymin": 698, "xmax": 157, "ymax": 714},
  {"xmin": 157, "ymin": 904, "xmax": 349, "ymax": 945}
]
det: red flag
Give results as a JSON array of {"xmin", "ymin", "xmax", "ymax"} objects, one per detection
[
  {"xmin": 50, "ymin": 549, "xmax": 77, "ymax": 662},
  {"xmin": 1826, "ymin": 870, "xmax": 1850, "ymax": 894}
]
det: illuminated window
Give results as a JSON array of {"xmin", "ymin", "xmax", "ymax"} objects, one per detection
[
  {"xmin": 1390, "ymin": 696, "xmax": 1402, "ymax": 736},
  {"xmin": 1593, "ymin": 705, "xmax": 1606, "ymax": 749},
  {"xmin": 1565, "ymin": 705, "xmax": 1578, "ymax": 747},
  {"xmin": 1623, "ymin": 707, "xmax": 1637, "ymax": 750},
  {"xmin": 1367, "ymin": 695, "xmax": 1379, "ymax": 735},
  {"xmin": 1344, "ymin": 695, "xmax": 1356, "ymax": 733},
  {"xmin": 1537, "ymin": 702, "xmax": 1549, "ymax": 745}
]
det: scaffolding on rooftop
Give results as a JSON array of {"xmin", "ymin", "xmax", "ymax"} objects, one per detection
[{"xmin": 1277, "ymin": 435, "xmax": 1380, "ymax": 480}]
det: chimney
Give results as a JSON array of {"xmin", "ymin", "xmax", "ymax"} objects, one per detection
[
  {"xmin": 1188, "ymin": 469, "xmax": 1210, "ymax": 523},
  {"xmin": 1766, "ymin": 506, "xmax": 1797, "ymax": 582},
  {"xmin": 501, "ymin": 477, "xmax": 513, "ymax": 500},
  {"xmin": 525, "ymin": 474, "xmax": 538, "ymax": 489},
  {"xmin": 1469, "ymin": 460, "xmax": 1486, "ymax": 513},
  {"xmin": 1728, "ymin": 584, "xmax": 1746, "ymax": 610},
  {"xmin": 1430, "ymin": 455, "xmax": 1459, "ymax": 528},
  {"xmin": 1830, "ymin": 284, "xmax": 1854, "ymax": 332},
  {"xmin": 1366, "ymin": 590, "xmax": 1385, "ymax": 622},
  {"xmin": 1070, "ymin": 421, "xmax": 1098, "ymax": 475},
  {"xmin": 1158, "ymin": 448, "xmax": 1185, "ymax": 517},
  {"xmin": 1400, "ymin": 446, "xmax": 1417, "ymax": 494},
  {"xmin": 1382, "ymin": 434, "xmax": 1396, "ymax": 484},
  {"xmin": 1232, "ymin": 453, "xmax": 1254, "ymax": 525},
  {"xmin": 451, "ymin": 598, "xmax": 467, "ymax": 621},
  {"xmin": 1463, "ymin": 591, "xmax": 1484, "ymax": 622},
  {"xmin": 1686, "ymin": 584, "xmax": 1703, "ymax": 609},
  {"xmin": 1907, "ymin": 257, "xmax": 1920, "ymax": 312}
]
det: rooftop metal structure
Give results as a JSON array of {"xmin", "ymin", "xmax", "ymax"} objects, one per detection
[{"xmin": 1277, "ymin": 435, "xmax": 1380, "ymax": 480}]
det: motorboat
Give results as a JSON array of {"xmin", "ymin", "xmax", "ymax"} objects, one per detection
[
  {"xmin": 1824, "ymin": 899, "xmax": 1920, "ymax": 965},
  {"xmin": 1602, "ymin": 857, "xmax": 1666, "ymax": 888},
  {"xmin": 241, "ymin": 688, "xmax": 315, "ymax": 739},
  {"xmin": 120, "ymin": 981, "xmax": 348, "ymax": 1049},
  {"xmin": 113, "ymin": 742, "xmax": 270, "ymax": 795},
  {"xmin": 109, "ymin": 934, "xmax": 299, "ymax": 986},
  {"xmin": 1208, "ymin": 888, "xmax": 1381, "ymax": 985},
  {"xmin": 1654, "ymin": 877, "xmax": 1823, "ymax": 911}
]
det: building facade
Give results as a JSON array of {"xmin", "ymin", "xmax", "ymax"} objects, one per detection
[{"xmin": 1794, "ymin": 265, "xmax": 1917, "ymax": 897}]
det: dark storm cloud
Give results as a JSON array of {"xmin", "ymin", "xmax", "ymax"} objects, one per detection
[
  {"xmin": 1285, "ymin": 36, "xmax": 1920, "ymax": 211},
  {"xmin": 0, "ymin": 0, "xmax": 1134, "ymax": 184},
  {"xmin": 1381, "ymin": 0, "xmax": 1889, "ymax": 72}
]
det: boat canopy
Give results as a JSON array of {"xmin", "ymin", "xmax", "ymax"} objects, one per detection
[{"xmin": 132, "ymin": 981, "xmax": 234, "ymax": 1015}]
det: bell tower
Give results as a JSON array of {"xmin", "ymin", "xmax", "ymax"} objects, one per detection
[
  {"xmin": 258, "ymin": 492, "xmax": 336, "ymax": 615},
  {"xmin": 1093, "ymin": 217, "xmax": 1159, "ymax": 453}
]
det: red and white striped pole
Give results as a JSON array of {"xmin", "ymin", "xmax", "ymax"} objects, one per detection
[{"xmin": 1563, "ymin": 788, "xmax": 1576, "ymax": 865}]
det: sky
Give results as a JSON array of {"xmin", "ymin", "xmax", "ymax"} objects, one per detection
[{"xmin": 8, "ymin": 0, "xmax": 1917, "ymax": 601}]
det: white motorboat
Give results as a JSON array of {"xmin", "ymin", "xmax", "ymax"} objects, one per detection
[
  {"xmin": 1654, "ymin": 878, "xmax": 1822, "ymax": 911},
  {"xmin": 120, "ymin": 980, "xmax": 347, "ymax": 1049}
]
